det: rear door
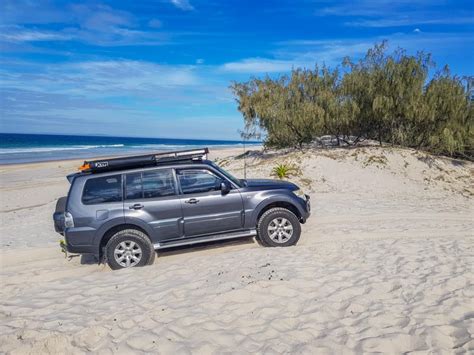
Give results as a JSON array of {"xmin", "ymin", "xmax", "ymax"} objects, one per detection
[
  {"xmin": 176, "ymin": 168, "xmax": 244, "ymax": 237},
  {"xmin": 67, "ymin": 174, "xmax": 124, "ymax": 247},
  {"xmin": 124, "ymin": 168, "xmax": 183, "ymax": 243}
]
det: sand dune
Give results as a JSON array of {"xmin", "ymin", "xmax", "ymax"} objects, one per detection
[{"xmin": 1, "ymin": 146, "xmax": 473, "ymax": 353}]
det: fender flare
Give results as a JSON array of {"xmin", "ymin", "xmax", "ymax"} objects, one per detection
[
  {"xmin": 248, "ymin": 194, "xmax": 304, "ymax": 226},
  {"xmin": 92, "ymin": 217, "xmax": 155, "ymax": 254}
]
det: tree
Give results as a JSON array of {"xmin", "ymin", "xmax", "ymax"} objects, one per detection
[
  {"xmin": 421, "ymin": 68, "xmax": 474, "ymax": 156},
  {"xmin": 231, "ymin": 42, "xmax": 473, "ymax": 159}
]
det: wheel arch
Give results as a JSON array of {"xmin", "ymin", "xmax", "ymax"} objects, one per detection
[
  {"xmin": 251, "ymin": 198, "xmax": 303, "ymax": 227},
  {"xmin": 96, "ymin": 221, "xmax": 153, "ymax": 260}
]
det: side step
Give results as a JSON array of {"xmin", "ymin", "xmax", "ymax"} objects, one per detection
[{"xmin": 153, "ymin": 229, "xmax": 257, "ymax": 250}]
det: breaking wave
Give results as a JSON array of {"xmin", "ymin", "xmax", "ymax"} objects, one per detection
[{"xmin": 0, "ymin": 144, "xmax": 125, "ymax": 154}]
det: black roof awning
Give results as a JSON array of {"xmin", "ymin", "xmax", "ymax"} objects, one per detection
[{"xmin": 78, "ymin": 147, "xmax": 209, "ymax": 174}]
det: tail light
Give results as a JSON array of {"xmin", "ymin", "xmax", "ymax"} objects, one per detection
[{"xmin": 64, "ymin": 212, "xmax": 74, "ymax": 228}]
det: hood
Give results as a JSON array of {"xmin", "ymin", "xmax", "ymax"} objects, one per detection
[{"xmin": 243, "ymin": 178, "xmax": 299, "ymax": 191}]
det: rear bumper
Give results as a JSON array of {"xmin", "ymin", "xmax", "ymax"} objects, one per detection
[
  {"xmin": 65, "ymin": 243, "xmax": 97, "ymax": 255},
  {"xmin": 53, "ymin": 212, "xmax": 65, "ymax": 235},
  {"xmin": 64, "ymin": 227, "xmax": 98, "ymax": 257}
]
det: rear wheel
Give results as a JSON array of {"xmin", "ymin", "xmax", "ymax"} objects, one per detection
[
  {"xmin": 105, "ymin": 229, "xmax": 155, "ymax": 270},
  {"xmin": 257, "ymin": 207, "xmax": 301, "ymax": 247}
]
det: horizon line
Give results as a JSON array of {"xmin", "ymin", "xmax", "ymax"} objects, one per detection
[{"xmin": 0, "ymin": 131, "xmax": 262, "ymax": 143}]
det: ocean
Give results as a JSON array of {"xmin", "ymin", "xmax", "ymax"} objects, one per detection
[{"xmin": 0, "ymin": 133, "xmax": 259, "ymax": 165}]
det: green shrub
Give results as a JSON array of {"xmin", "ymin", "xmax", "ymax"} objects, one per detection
[{"xmin": 272, "ymin": 164, "xmax": 296, "ymax": 179}]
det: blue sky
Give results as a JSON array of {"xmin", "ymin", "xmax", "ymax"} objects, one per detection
[{"xmin": 1, "ymin": 0, "xmax": 473, "ymax": 140}]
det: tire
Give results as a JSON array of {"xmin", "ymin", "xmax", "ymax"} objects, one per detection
[
  {"xmin": 105, "ymin": 229, "xmax": 155, "ymax": 270},
  {"xmin": 257, "ymin": 207, "xmax": 301, "ymax": 247}
]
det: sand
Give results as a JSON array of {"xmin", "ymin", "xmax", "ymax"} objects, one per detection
[{"xmin": 0, "ymin": 146, "xmax": 473, "ymax": 354}]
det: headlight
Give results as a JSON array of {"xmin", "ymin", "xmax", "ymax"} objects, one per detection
[{"xmin": 293, "ymin": 189, "xmax": 306, "ymax": 199}]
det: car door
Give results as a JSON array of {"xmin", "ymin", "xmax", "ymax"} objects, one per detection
[
  {"xmin": 123, "ymin": 168, "xmax": 183, "ymax": 243},
  {"xmin": 176, "ymin": 168, "xmax": 244, "ymax": 237},
  {"xmin": 71, "ymin": 174, "xmax": 124, "ymax": 247}
]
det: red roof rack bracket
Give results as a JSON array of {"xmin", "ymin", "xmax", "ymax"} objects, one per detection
[{"xmin": 79, "ymin": 147, "xmax": 209, "ymax": 173}]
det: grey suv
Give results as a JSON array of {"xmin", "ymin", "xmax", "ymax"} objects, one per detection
[{"xmin": 53, "ymin": 148, "xmax": 310, "ymax": 270}]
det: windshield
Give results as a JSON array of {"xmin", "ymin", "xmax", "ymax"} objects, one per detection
[{"xmin": 210, "ymin": 162, "xmax": 244, "ymax": 187}]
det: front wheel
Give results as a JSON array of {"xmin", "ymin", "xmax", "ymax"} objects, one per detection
[
  {"xmin": 105, "ymin": 229, "xmax": 155, "ymax": 270},
  {"xmin": 257, "ymin": 208, "xmax": 301, "ymax": 247}
]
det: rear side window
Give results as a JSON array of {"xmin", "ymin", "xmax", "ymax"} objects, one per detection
[
  {"xmin": 82, "ymin": 175, "xmax": 122, "ymax": 205},
  {"xmin": 125, "ymin": 173, "xmax": 142, "ymax": 200},
  {"xmin": 125, "ymin": 169, "xmax": 176, "ymax": 200}
]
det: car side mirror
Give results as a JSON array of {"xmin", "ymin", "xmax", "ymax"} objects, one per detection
[{"xmin": 220, "ymin": 180, "xmax": 231, "ymax": 194}]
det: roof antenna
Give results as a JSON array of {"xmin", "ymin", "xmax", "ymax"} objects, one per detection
[{"xmin": 238, "ymin": 128, "xmax": 261, "ymax": 180}]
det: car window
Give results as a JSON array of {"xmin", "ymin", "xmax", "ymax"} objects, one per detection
[
  {"xmin": 143, "ymin": 170, "xmax": 176, "ymax": 198},
  {"xmin": 125, "ymin": 172, "xmax": 142, "ymax": 200},
  {"xmin": 82, "ymin": 175, "xmax": 122, "ymax": 205},
  {"xmin": 178, "ymin": 169, "xmax": 221, "ymax": 194},
  {"xmin": 125, "ymin": 169, "xmax": 176, "ymax": 200},
  {"xmin": 209, "ymin": 161, "xmax": 242, "ymax": 187}
]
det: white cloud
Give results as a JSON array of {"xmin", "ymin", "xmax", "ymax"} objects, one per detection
[
  {"xmin": 346, "ymin": 16, "xmax": 474, "ymax": 28},
  {"xmin": 61, "ymin": 60, "xmax": 201, "ymax": 93},
  {"xmin": 0, "ymin": 67, "xmax": 239, "ymax": 139},
  {"xmin": 0, "ymin": 0, "xmax": 68, "ymax": 25},
  {"xmin": 220, "ymin": 41, "xmax": 372, "ymax": 74},
  {"xmin": 72, "ymin": 4, "xmax": 133, "ymax": 30},
  {"xmin": 317, "ymin": 0, "xmax": 444, "ymax": 17},
  {"xmin": 0, "ymin": 5, "xmax": 169, "ymax": 47},
  {"xmin": 170, "ymin": 0, "xmax": 194, "ymax": 11},
  {"xmin": 220, "ymin": 31, "xmax": 474, "ymax": 75},
  {"xmin": 220, "ymin": 58, "xmax": 300, "ymax": 73},
  {"xmin": 0, "ymin": 28, "xmax": 71, "ymax": 42},
  {"xmin": 316, "ymin": 1, "xmax": 473, "ymax": 28},
  {"xmin": 0, "ymin": 24, "xmax": 169, "ymax": 47},
  {"xmin": 0, "ymin": 59, "xmax": 236, "ymax": 110}
]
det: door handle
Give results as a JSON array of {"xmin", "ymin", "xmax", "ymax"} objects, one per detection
[
  {"xmin": 129, "ymin": 203, "xmax": 144, "ymax": 210},
  {"xmin": 185, "ymin": 198, "xmax": 199, "ymax": 204}
]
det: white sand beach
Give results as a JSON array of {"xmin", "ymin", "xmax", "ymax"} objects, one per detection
[{"xmin": 0, "ymin": 146, "xmax": 473, "ymax": 354}]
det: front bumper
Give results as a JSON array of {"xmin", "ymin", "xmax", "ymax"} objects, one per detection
[{"xmin": 299, "ymin": 194, "xmax": 311, "ymax": 222}]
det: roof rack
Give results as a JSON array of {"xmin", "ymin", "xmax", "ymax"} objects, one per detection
[{"xmin": 79, "ymin": 147, "xmax": 209, "ymax": 174}]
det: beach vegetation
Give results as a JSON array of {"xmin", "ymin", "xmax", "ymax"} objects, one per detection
[
  {"xmin": 272, "ymin": 164, "xmax": 297, "ymax": 179},
  {"xmin": 364, "ymin": 155, "xmax": 388, "ymax": 167},
  {"xmin": 231, "ymin": 42, "xmax": 474, "ymax": 159}
]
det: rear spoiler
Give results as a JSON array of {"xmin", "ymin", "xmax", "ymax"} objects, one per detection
[{"xmin": 67, "ymin": 173, "xmax": 80, "ymax": 184}]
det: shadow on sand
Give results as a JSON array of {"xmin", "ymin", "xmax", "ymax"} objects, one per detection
[
  {"xmin": 71, "ymin": 237, "xmax": 257, "ymax": 266},
  {"xmin": 155, "ymin": 236, "xmax": 257, "ymax": 260}
]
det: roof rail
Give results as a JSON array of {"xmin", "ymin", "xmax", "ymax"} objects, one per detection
[{"xmin": 79, "ymin": 147, "xmax": 209, "ymax": 173}]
